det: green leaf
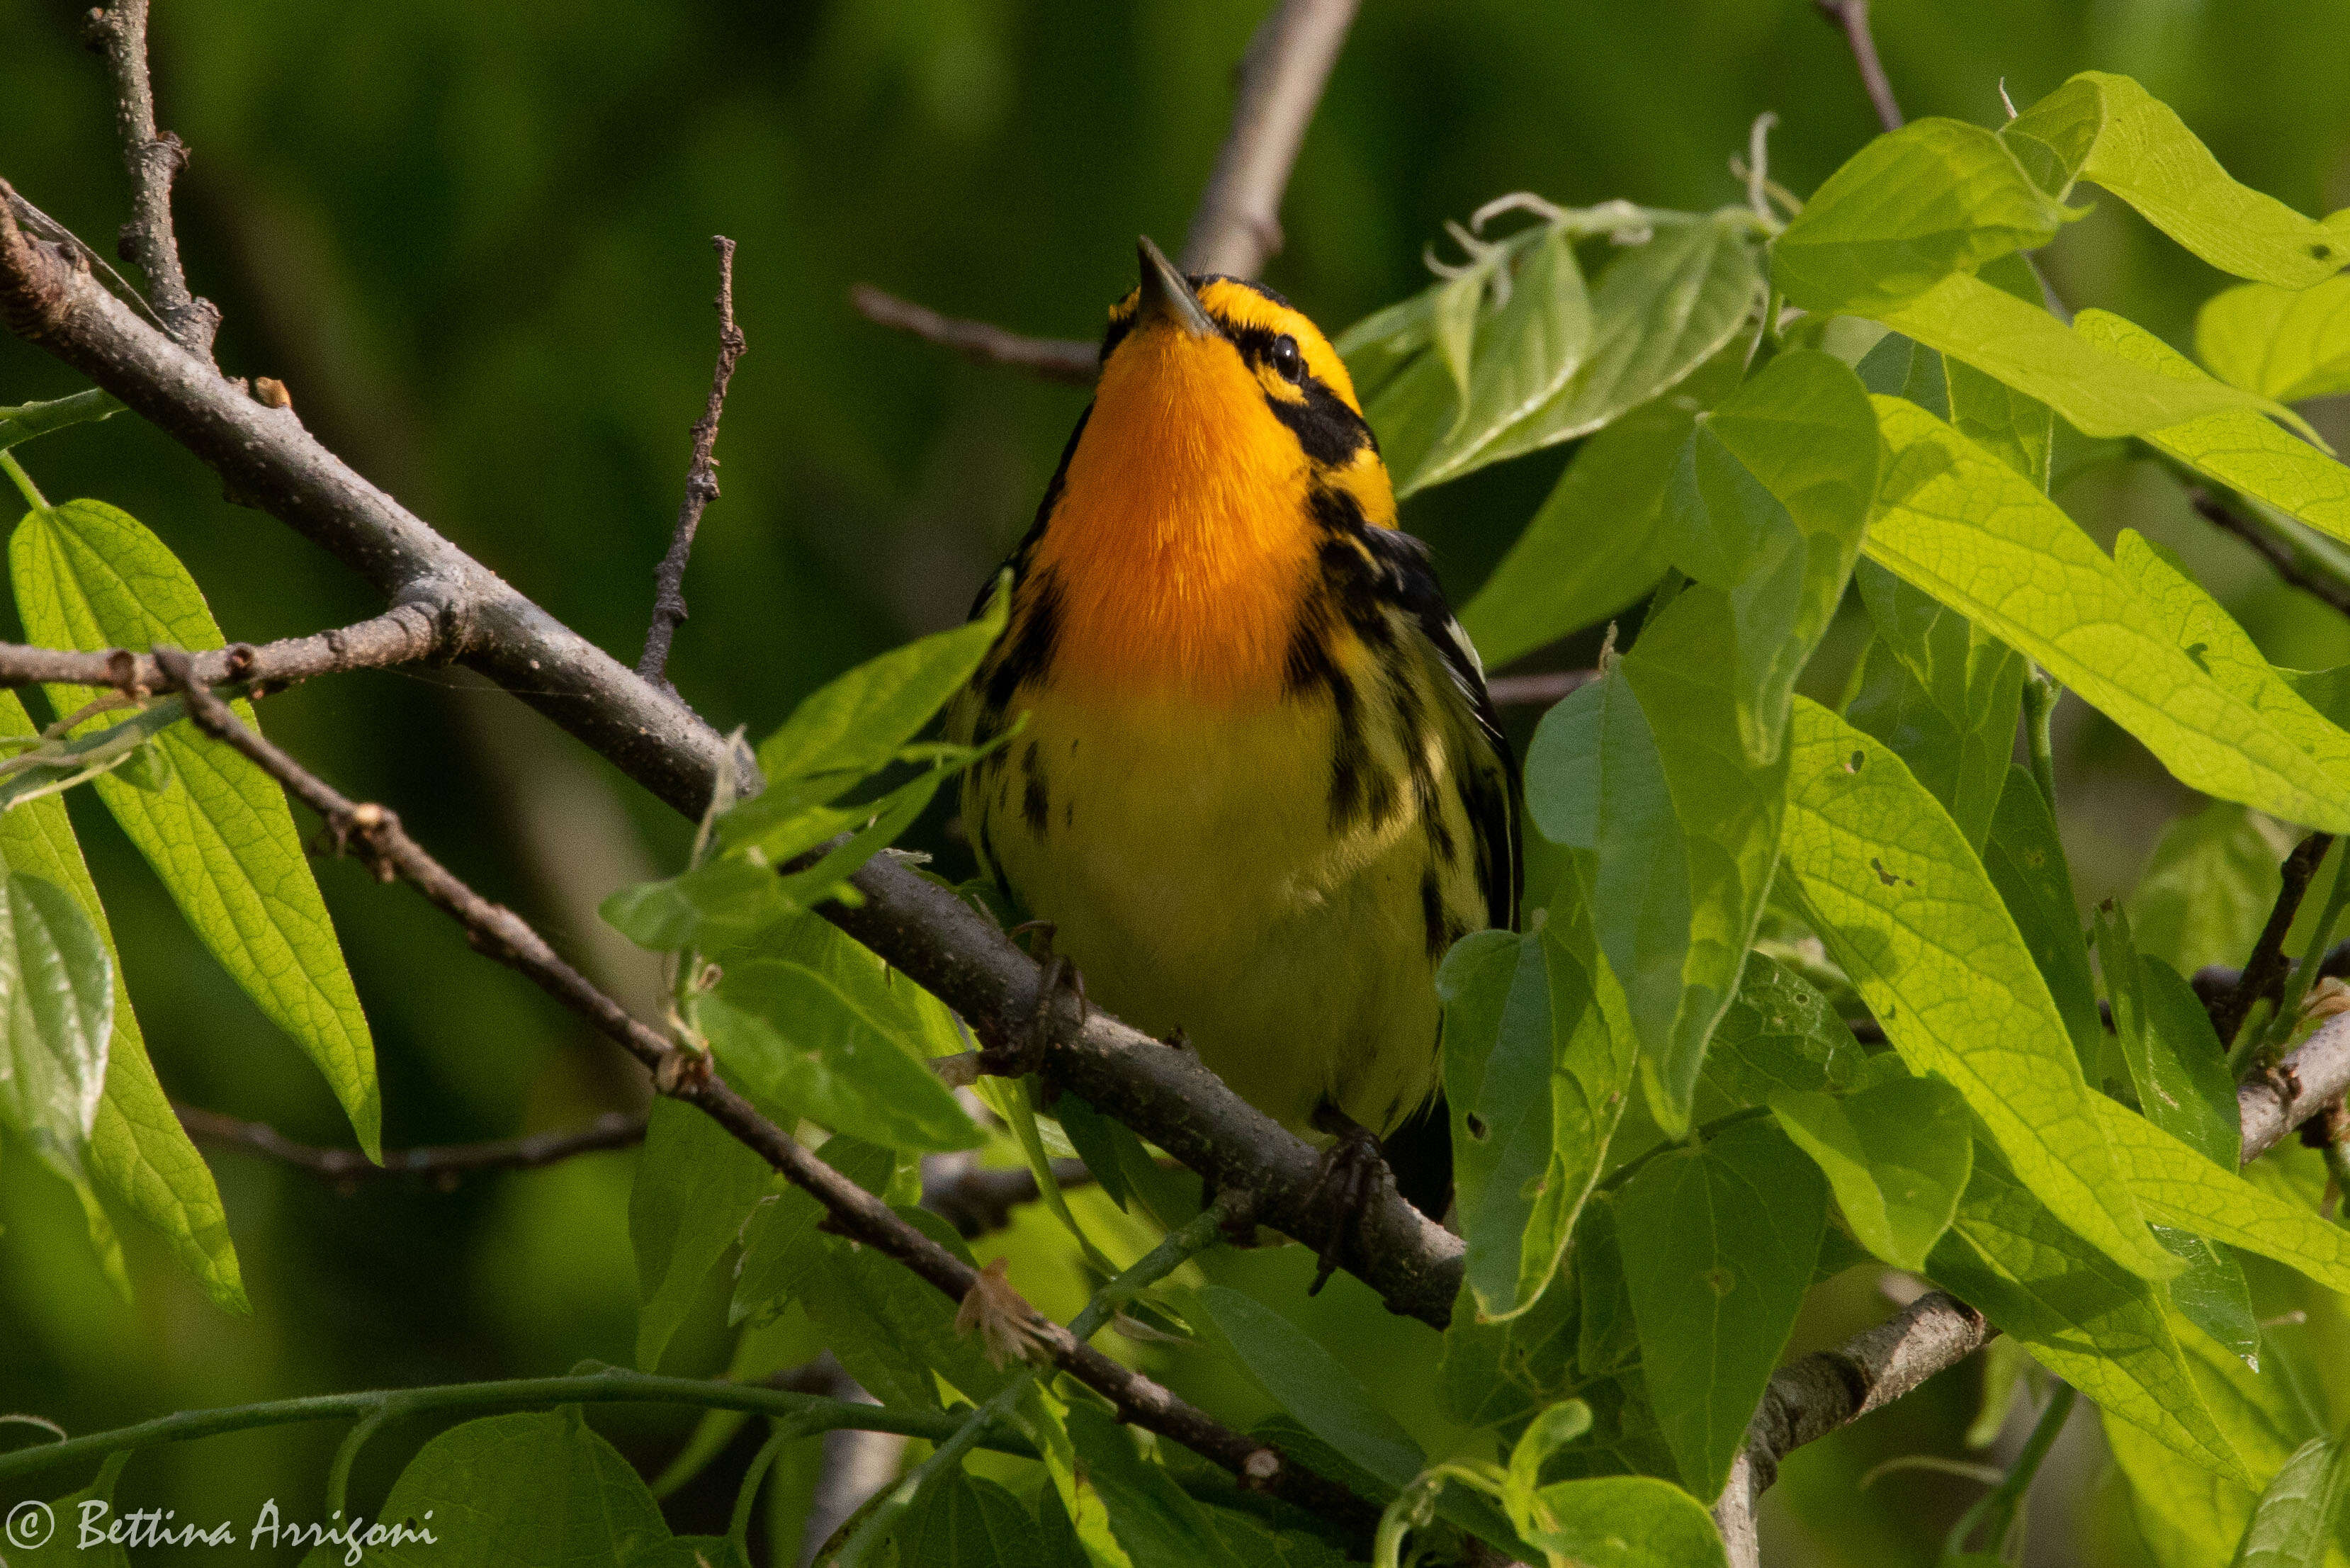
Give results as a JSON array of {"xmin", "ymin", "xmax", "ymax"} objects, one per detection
[
  {"xmin": 732, "ymin": 1136, "xmax": 893, "ymax": 1326},
  {"xmin": 2129, "ymin": 802, "xmax": 2289, "ymax": 977},
  {"xmin": 0, "ymin": 687, "xmax": 243, "ymax": 1310},
  {"xmin": 1772, "ymin": 118, "xmax": 2072, "ymax": 314},
  {"xmin": 1186, "ymin": 1284, "xmax": 1427, "ymax": 1493},
  {"xmin": 601, "ymin": 857, "xmax": 793, "ymax": 955},
  {"xmin": 0, "ymin": 389, "xmax": 122, "ymax": 453},
  {"xmin": 2094, "ymin": 903, "xmax": 2241, "ymax": 1168},
  {"xmin": 1770, "ymin": 1076, "xmax": 1972, "ymax": 1271},
  {"xmin": 801, "ymin": 1207, "xmax": 1010, "ymax": 1409},
  {"xmin": 631, "ymin": 1095, "xmax": 773, "ymax": 1370},
  {"xmin": 1335, "ymin": 285, "xmax": 1439, "ymax": 405},
  {"xmin": 1782, "ymin": 696, "xmax": 2180, "ymax": 1280},
  {"xmin": 755, "ymin": 579, "xmax": 1009, "ymax": 791},
  {"xmin": 2003, "ymin": 73, "xmax": 2350, "ymax": 291},
  {"xmin": 2230, "ymin": 1436, "xmax": 2350, "ymax": 1567},
  {"xmin": 10, "ymin": 500, "xmax": 378, "ymax": 1158},
  {"xmin": 1982, "ymin": 766, "xmax": 2103, "ymax": 1078},
  {"xmin": 368, "ymin": 1408, "xmax": 675, "ymax": 1565},
  {"xmin": 1863, "ymin": 397, "xmax": 2350, "ymax": 830},
  {"xmin": 1457, "ymin": 385, "xmax": 1702, "ymax": 669},
  {"xmin": 10, "ymin": 1451, "xmax": 132, "ymax": 1567},
  {"xmin": 697, "ymin": 959, "xmax": 981, "ymax": 1151},
  {"xmin": 890, "ymin": 1472, "xmax": 1047, "ymax": 1567},
  {"xmin": 1390, "ymin": 227, "xmax": 1594, "ymax": 492},
  {"xmin": 1063, "ymin": 1404, "xmax": 1249, "ymax": 1568},
  {"xmin": 1846, "ymin": 562, "xmax": 2028, "ymax": 852},
  {"xmin": 1520, "ymin": 1476, "xmax": 1729, "ymax": 1568},
  {"xmin": 1615, "ymin": 1117, "xmax": 1824, "ymax": 1501},
  {"xmin": 2197, "ymin": 274, "xmax": 2350, "ymax": 402},
  {"xmin": 1437, "ymin": 893, "xmax": 1636, "ymax": 1321},
  {"xmin": 1657, "ymin": 350, "xmax": 1878, "ymax": 763},
  {"xmin": 2094, "ymin": 1094, "xmax": 2350, "ymax": 1298},
  {"xmin": 2158, "ymin": 1225, "xmax": 2263, "ymax": 1372},
  {"xmin": 2078, "ymin": 308, "xmax": 2350, "ymax": 551},
  {"xmin": 0, "ymin": 872, "xmax": 112, "ymax": 1180},
  {"xmin": 1523, "ymin": 586, "xmax": 1785, "ymax": 1134},
  {"xmin": 1695, "ymin": 954, "xmax": 1867, "ymax": 1112},
  {"xmin": 1923, "ymin": 1144, "xmax": 2246, "ymax": 1483},
  {"xmin": 1875, "ymin": 276, "xmax": 2303, "ymax": 440},
  {"xmin": 1389, "ymin": 218, "xmax": 1760, "ymax": 494}
]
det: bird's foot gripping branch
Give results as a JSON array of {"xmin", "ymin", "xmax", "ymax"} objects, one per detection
[{"xmin": 14, "ymin": 1, "xmax": 2350, "ymax": 1565}]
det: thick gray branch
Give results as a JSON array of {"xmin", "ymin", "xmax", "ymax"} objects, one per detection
[
  {"xmin": 81, "ymin": 0, "xmax": 218, "ymax": 357},
  {"xmin": 1180, "ymin": 0, "xmax": 1361, "ymax": 278}
]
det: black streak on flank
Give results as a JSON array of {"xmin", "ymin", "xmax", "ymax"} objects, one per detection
[
  {"xmin": 985, "ymin": 568, "xmax": 1063, "ymax": 711},
  {"xmin": 1420, "ymin": 869, "xmax": 1449, "ymax": 958},
  {"xmin": 1022, "ymin": 742, "xmax": 1051, "ymax": 835}
]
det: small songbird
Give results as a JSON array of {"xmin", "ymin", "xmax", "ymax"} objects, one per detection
[{"xmin": 950, "ymin": 237, "xmax": 1520, "ymax": 1247}]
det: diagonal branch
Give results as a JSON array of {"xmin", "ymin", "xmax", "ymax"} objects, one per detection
[
  {"xmin": 148, "ymin": 648, "xmax": 1378, "ymax": 1542},
  {"xmin": 637, "ymin": 236, "xmax": 746, "ymax": 692},
  {"xmin": 177, "ymin": 1104, "xmax": 646, "ymax": 1185},
  {"xmin": 2189, "ymin": 486, "xmax": 2350, "ymax": 620},
  {"xmin": 1180, "ymin": 0, "xmax": 1362, "ymax": 278},
  {"xmin": 849, "ymin": 285, "xmax": 1099, "ymax": 386},
  {"xmin": 2210, "ymin": 830, "xmax": 2335, "ymax": 1049},
  {"xmin": 1814, "ymin": 0, "xmax": 1904, "ymax": 133},
  {"xmin": 79, "ymin": 1, "xmax": 218, "ymax": 358},
  {"xmin": 1712, "ymin": 1006, "xmax": 2350, "ymax": 1565}
]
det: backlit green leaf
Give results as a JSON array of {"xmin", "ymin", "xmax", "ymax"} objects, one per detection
[
  {"xmin": 1773, "ymin": 118, "xmax": 2072, "ymax": 314},
  {"xmin": 0, "ymin": 684, "xmax": 243, "ymax": 1311},
  {"xmin": 2004, "ymin": 73, "xmax": 2349, "ymax": 291},
  {"xmin": 1520, "ymin": 1475, "xmax": 1729, "ymax": 1568},
  {"xmin": 2198, "ymin": 275, "xmax": 2350, "ymax": 403},
  {"xmin": 1863, "ymin": 397, "xmax": 2350, "ymax": 830},
  {"xmin": 2079, "ymin": 308, "xmax": 2350, "ymax": 549},
  {"xmin": 1437, "ymin": 887, "xmax": 1636, "ymax": 1321},
  {"xmin": 1695, "ymin": 954, "xmax": 1867, "ymax": 1116},
  {"xmin": 1782, "ymin": 696, "xmax": 2179, "ymax": 1280},
  {"xmin": 1614, "ymin": 1117, "xmax": 1824, "ymax": 1501},
  {"xmin": 369, "ymin": 1409, "xmax": 674, "ymax": 1566},
  {"xmin": 2130, "ymin": 801, "xmax": 2290, "ymax": 977},
  {"xmin": 1394, "ymin": 218, "xmax": 1760, "ymax": 493},
  {"xmin": 1981, "ymin": 767, "xmax": 2103, "ymax": 1078},
  {"xmin": 731, "ymin": 1136, "xmax": 893, "ymax": 1326},
  {"xmin": 889, "ymin": 1472, "xmax": 1046, "ymax": 1568},
  {"xmin": 0, "ymin": 872, "xmax": 111, "ymax": 1181},
  {"xmin": 698, "ymin": 959, "xmax": 981, "ymax": 1151},
  {"xmin": 1924, "ymin": 1144, "xmax": 2244, "ymax": 1482},
  {"xmin": 1846, "ymin": 563, "xmax": 2027, "ymax": 851},
  {"xmin": 2230, "ymin": 1437, "xmax": 2350, "ymax": 1568},
  {"xmin": 755, "ymin": 578, "xmax": 1009, "ymax": 790},
  {"xmin": 631, "ymin": 1095, "xmax": 773, "ymax": 1370},
  {"xmin": 1524, "ymin": 586, "xmax": 1785, "ymax": 1134},
  {"xmin": 11, "ymin": 499, "xmax": 378, "ymax": 1158},
  {"xmin": 1876, "ymin": 276, "xmax": 2301, "ymax": 440},
  {"xmin": 1064, "ymin": 1404, "xmax": 1249, "ymax": 1568},
  {"xmin": 1770, "ymin": 1076, "xmax": 1972, "ymax": 1271},
  {"xmin": 2094, "ymin": 903, "xmax": 2241, "ymax": 1168},
  {"xmin": 1187, "ymin": 1284, "xmax": 1426, "ymax": 1494},
  {"xmin": 1659, "ymin": 350, "xmax": 1878, "ymax": 762}
]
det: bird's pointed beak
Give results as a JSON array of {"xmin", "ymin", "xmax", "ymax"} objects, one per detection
[{"xmin": 1136, "ymin": 236, "xmax": 1216, "ymax": 338}]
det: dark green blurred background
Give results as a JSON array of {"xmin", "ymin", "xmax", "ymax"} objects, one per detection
[{"xmin": 4, "ymin": 1, "xmax": 2349, "ymax": 1561}]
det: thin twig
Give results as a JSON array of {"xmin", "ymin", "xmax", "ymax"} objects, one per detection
[
  {"xmin": 2188, "ymin": 487, "xmax": 2350, "ymax": 619},
  {"xmin": 148, "ymin": 648, "xmax": 1376, "ymax": 1544},
  {"xmin": 2212, "ymin": 831, "xmax": 2335, "ymax": 1050},
  {"xmin": 1485, "ymin": 669, "xmax": 1598, "ymax": 709},
  {"xmin": 176, "ymin": 1104, "xmax": 645, "ymax": 1185},
  {"xmin": 79, "ymin": 1, "xmax": 217, "ymax": 358},
  {"xmin": 638, "ymin": 237, "xmax": 746, "ymax": 691},
  {"xmin": 1180, "ymin": 0, "xmax": 1362, "ymax": 278},
  {"xmin": 0, "ymin": 602, "xmax": 448, "ymax": 699},
  {"xmin": 1814, "ymin": 0, "xmax": 1904, "ymax": 133},
  {"xmin": 848, "ymin": 285, "xmax": 1099, "ymax": 386}
]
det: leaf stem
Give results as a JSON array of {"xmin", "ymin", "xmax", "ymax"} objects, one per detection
[
  {"xmin": 1, "ymin": 449, "xmax": 47, "ymax": 512},
  {"xmin": 1943, "ymin": 1381, "xmax": 2075, "ymax": 1560},
  {"xmin": 830, "ymin": 1198, "xmax": 1242, "ymax": 1567},
  {"xmin": 0, "ymin": 1370, "xmax": 1033, "ymax": 1496},
  {"xmin": 2021, "ymin": 666, "xmax": 2058, "ymax": 806}
]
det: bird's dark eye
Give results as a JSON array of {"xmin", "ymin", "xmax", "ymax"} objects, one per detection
[{"xmin": 1270, "ymin": 334, "xmax": 1305, "ymax": 383}]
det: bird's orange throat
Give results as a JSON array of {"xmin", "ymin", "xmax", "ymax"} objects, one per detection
[{"xmin": 1029, "ymin": 327, "xmax": 1316, "ymax": 705}]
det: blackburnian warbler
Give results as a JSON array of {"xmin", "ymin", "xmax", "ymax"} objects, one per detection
[{"xmin": 951, "ymin": 237, "xmax": 1520, "ymax": 1233}]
